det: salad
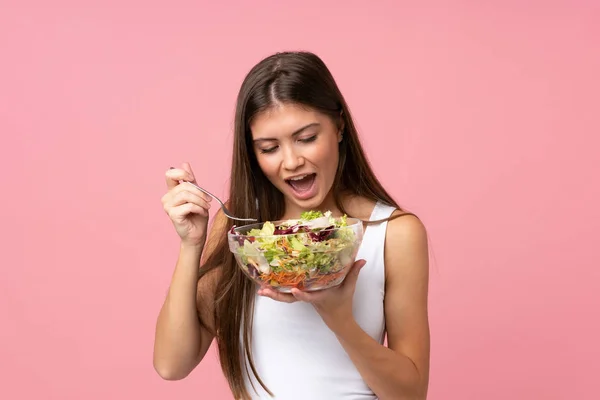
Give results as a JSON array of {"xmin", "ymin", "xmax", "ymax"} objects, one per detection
[{"xmin": 230, "ymin": 210, "xmax": 361, "ymax": 290}]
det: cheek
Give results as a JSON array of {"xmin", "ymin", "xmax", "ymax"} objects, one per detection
[
  {"xmin": 256, "ymin": 156, "xmax": 279, "ymax": 180},
  {"xmin": 311, "ymin": 141, "xmax": 339, "ymax": 173}
]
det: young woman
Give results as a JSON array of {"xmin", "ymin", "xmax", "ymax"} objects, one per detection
[{"xmin": 153, "ymin": 51, "xmax": 430, "ymax": 400}]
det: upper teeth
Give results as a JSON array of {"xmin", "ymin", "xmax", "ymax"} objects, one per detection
[{"xmin": 290, "ymin": 174, "xmax": 309, "ymax": 181}]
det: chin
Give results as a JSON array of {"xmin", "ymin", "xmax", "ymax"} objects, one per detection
[{"xmin": 297, "ymin": 197, "xmax": 323, "ymax": 210}]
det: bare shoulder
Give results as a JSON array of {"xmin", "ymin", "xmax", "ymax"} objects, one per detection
[
  {"xmin": 383, "ymin": 210, "xmax": 430, "ymax": 391},
  {"xmin": 384, "ymin": 210, "xmax": 429, "ymax": 283},
  {"xmin": 386, "ymin": 209, "xmax": 428, "ymax": 242}
]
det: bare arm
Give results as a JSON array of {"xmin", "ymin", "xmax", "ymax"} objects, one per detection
[
  {"xmin": 153, "ymin": 163, "xmax": 227, "ymax": 380},
  {"xmin": 331, "ymin": 213, "xmax": 431, "ymax": 399},
  {"xmin": 153, "ymin": 243, "xmax": 210, "ymax": 380},
  {"xmin": 153, "ymin": 211, "xmax": 226, "ymax": 380}
]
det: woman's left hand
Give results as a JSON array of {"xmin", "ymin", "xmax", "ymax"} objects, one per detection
[{"xmin": 257, "ymin": 259, "xmax": 367, "ymax": 331}]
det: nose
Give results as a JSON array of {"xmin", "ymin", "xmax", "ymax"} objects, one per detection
[{"xmin": 282, "ymin": 145, "xmax": 304, "ymax": 171}]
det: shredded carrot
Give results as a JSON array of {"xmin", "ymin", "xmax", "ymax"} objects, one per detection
[{"xmin": 260, "ymin": 266, "xmax": 348, "ymax": 290}]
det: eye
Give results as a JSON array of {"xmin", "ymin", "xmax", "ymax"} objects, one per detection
[
  {"xmin": 299, "ymin": 135, "xmax": 317, "ymax": 143},
  {"xmin": 259, "ymin": 146, "xmax": 278, "ymax": 154}
]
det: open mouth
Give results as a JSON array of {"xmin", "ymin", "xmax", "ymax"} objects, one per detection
[{"xmin": 285, "ymin": 173, "xmax": 317, "ymax": 197}]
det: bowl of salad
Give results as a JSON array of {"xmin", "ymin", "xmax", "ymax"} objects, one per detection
[{"xmin": 227, "ymin": 210, "xmax": 364, "ymax": 292}]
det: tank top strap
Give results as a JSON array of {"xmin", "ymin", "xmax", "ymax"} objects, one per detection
[
  {"xmin": 368, "ymin": 201, "xmax": 397, "ymax": 223},
  {"xmin": 356, "ymin": 201, "xmax": 397, "ymax": 292},
  {"xmin": 362, "ymin": 201, "xmax": 397, "ymax": 243}
]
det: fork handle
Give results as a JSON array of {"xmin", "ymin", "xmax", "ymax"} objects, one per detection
[{"xmin": 181, "ymin": 181, "xmax": 224, "ymax": 207}]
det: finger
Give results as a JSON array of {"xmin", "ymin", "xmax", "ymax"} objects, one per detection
[
  {"xmin": 165, "ymin": 167, "xmax": 194, "ymax": 189},
  {"xmin": 164, "ymin": 182, "xmax": 212, "ymax": 205},
  {"xmin": 257, "ymin": 287, "xmax": 297, "ymax": 303},
  {"xmin": 179, "ymin": 182, "xmax": 212, "ymax": 204},
  {"xmin": 180, "ymin": 162, "xmax": 197, "ymax": 183},
  {"xmin": 290, "ymin": 288, "xmax": 312, "ymax": 302},
  {"xmin": 341, "ymin": 259, "xmax": 367, "ymax": 288},
  {"xmin": 168, "ymin": 202, "xmax": 208, "ymax": 219},
  {"xmin": 162, "ymin": 186, "xmax": 208, "ymax": 210},
  {"xmin": 169, "ymin": 189, "xmax": 211, "ymax": 210}
]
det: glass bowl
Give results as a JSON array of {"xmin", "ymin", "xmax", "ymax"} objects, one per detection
[{"xmin": 227, "ymin": 216, "xmax": 364, "ymax": 292}]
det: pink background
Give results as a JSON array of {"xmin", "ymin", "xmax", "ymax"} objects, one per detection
[{"xmin": 2, "ymin": 1, "xmax": 599, "ymax": 399}]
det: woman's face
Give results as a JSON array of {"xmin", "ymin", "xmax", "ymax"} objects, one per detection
[{"xmin": 250, "ymin": 103, "xmax": 343, "ymax": 216}]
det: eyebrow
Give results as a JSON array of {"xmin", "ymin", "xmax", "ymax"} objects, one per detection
[{"xmin": 252, "ymin": 122, "xmax": 320, "ymax": 143}]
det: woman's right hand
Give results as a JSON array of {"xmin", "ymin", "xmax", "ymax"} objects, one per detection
[{"xmin": 161, "ymin": 162, "xmax": 212, "ymax": 246}]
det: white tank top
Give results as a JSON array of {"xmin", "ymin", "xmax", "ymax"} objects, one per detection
[{"xmin": 243, "ymin": 201, "xmax": 396, "ymax": 399}]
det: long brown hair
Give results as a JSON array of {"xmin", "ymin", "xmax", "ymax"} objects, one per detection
[{"xmin": 198, "ymin": 51, "xmax": 402, "ymax": 399}]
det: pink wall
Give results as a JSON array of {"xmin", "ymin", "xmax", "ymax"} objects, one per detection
[{"xmin": 2, "ymin": 1, "xmax": 599, "ymax": 399}]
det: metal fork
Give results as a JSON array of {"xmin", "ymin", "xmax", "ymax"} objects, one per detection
[
  {"xmin": 171, "ymin": 169, "xmax": 257, "ymax": 222},
  {"xmin": 186, "ymin": 181, "xmax": 257, "ymax": 222}
]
